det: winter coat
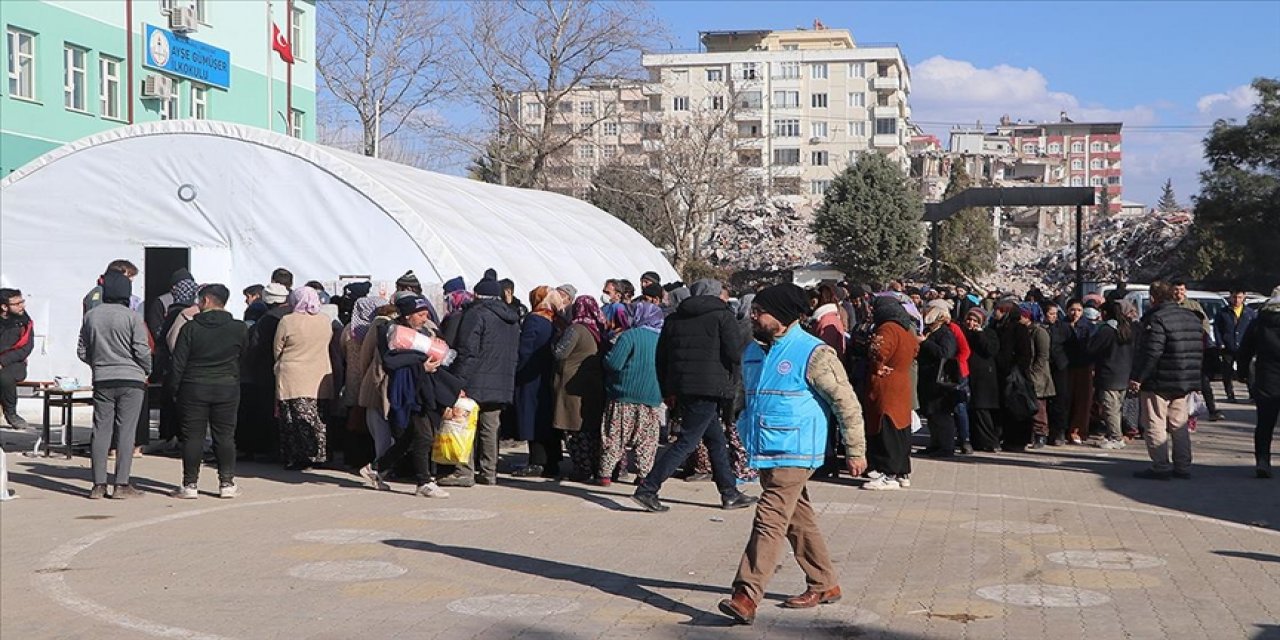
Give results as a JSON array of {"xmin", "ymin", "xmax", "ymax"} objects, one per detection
[
  {"xmin": 273, "ymin": 313, "xmax": 335, "ymax": 401},
  {"xmin": 963, "ymin": 326, "xmax": 1000, "ymax": 409},
  {"xmin": 243, "ymin": 304, "xmax": 290, "ymax": 387},
  {"xmin": 811, "ymin": 303, "xmax": 846, "ymax": 358},
  {"xmin": 655, "ymin": 295, "xmax": 741, "ymax": 400},
  {"xmin": 603, "ymin": 328, "xmax": 662, "ymax": 407},
  {"xmin": 552, "ymin": 324, "xmax": 605, "ymax": 432},
  {"xmin": 917, "ymin": 324, "xmax": 958, "ymax": 407},
  {"xmin": 1065, "ymin": 320, "xmax": 1095, "ymax": 368},
  {"xmin": 1239, "ymin": 308, "xmax": 1280, "ymax": 400},
  {"xmin": 341, "ymin": 331, "xmax": 366, "ymax": 407},
  {"xmin": 357, "ymin": 319, "xmax": 395, "ymax": 417},
  {"xmin": 0, "ymin": 313, "xmax": 35, "ymax": 382},
  {"xmin": 1045, "ymin": 320, "xmax": 1071, "ymax": 372},
  {"xmin": 447, "ymin": 298, "xmax": 520, "ymax": 406},
  {"xmin": 865, "ymin": 322, "xmax": 919, "ymax": 433},
  {"xmin": 1215, "ymin": 305, "xmax": 1258, "ymax": 354},
  {"xmin": 1087, "ymin": 322, "xmax": 1136, "ymax": 391},
  {"xmin": 78, "ymin": 302, "xmax": 153, "ymax": 385},
  {"xmin": 947, "ymin": 321, "xmax": 970, "ymax": 379},
  {"xmin": 1132, "ymin": 302, "xmax": 1204, "ymax": 395},
  {"xmin": 1029, "ymin": 324, "xmax": 1056, "ymax": 398},
  {"xmin": 513, "ymin": 314, "xmax": 556, "ymax": 441},
  {"xmin": 171, "ymin": 310, "xmax": 247, "ymax": 389}
]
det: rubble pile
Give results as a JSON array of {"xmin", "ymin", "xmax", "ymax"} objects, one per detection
[
  {"xmin": 992, "ymin": 211, "xmax": 1192, "ymax": 292},
  {"xmin": 706, "ymin": 200, "xmax": 823, "ymax": 271}
]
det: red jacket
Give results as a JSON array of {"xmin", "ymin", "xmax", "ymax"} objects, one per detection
[{"xmin": 948, "ymin": 321, "xmax": 971, "ymax": 379}]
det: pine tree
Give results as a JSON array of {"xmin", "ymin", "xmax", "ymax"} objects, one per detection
[
  {"xmin": 1157, "ymin": 179, "xmax": 1180, "ymax": 212},
  {"xmin": 812, "ymin": 153, "xmax": 923, "ymax": 283},
  {"xmin": 931, "ymin": 162, "xmax": 998, "ymax": 282}
]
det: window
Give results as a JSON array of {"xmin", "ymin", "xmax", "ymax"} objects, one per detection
[
  {"xmin": 772, "ymin": 148, "xmax": 800, "ymax": 165},
  {"xmin": 527, "ymin": 124, "xmax": 542, "ymax": 137},
  {"xmin": 7, "ymin": 28, "xmax": 35, "ymax": 100},
  {"xmin": 189, "ymin": 83, "xmax": 208, "ymax": 119},
  {"xmin": 741, "ymin": 62, "xmax": 757, "ymax": 80},
  {"xmin": 847, "ymin": 92, "xmax": 865, "ymax": 107},
  {"xmin": 573, "ymin": 166, "xmax": 592, "ymax": 180},
  {"xmin": 811, "ymin": 121, "xmax": 827, "ymax": 138},
  {"xmin": 671, "ymin": 69, "xmax": 689, "ymax": 83},
  {"xmin": 672, "ymin": 96, "xmax": 689, "ymax": 111},
  {"xmin": 63, "ymin": 44, "xmax": 87, "ymax": 111},
  {"xmin": 1090, "ymin": 141, "xmax": 1102, "ymax": 152},
  {"xmin": 710, "ymin": 95, "xmax": 724, "ymax": 111},
  {"xmin": 782, "ymin": 44, "xmax": 799, "ymax": 51},
  {"xmin": 772, "ymin": 91, "xmax": 799, "ymax": 108},
  {"xmin": 706, "ymin": 68, "xmax": 723, "ymax": 82},
  {"xmin": 290, "ymin": 109, "xmax": 304, "ymax": 137},
  {"xmin": 525, "ymin": 102, "xmax": 542, "ymax": 119},
  {"xmin": 811, "ymin": 179, "xmax": 832, "ymax": 195},
  {"xmin": 847, "ymin": 149, "xmax": 861, "ymax": 164},
  {"xmin": 1071, "ymin": 176, "xmax": 1083, "ymax": 187},
  {"xmin": 1107, "ymin": 176, "xmax": 1121, "ymax": 185},
  {"xmin": 810, "ymin": 63, "xmax": 828, "ymax": 79},
  {"xmin": 1022, "ymin": 143, "xmax": 1037, "ymax": 154},
  {"xmin": 196, "ymin": 0, "xmax": 209, "ymax": 23},
  {"xmin": 810, "ymin": 150, "xmax": 829, "ymax": 166},
  {"xmin": 603, "ymin": 144, "xmax": 618, "ymax": 159},
  {"xmin": 579, "ymin": 101, "xmax": 594, "ymax": 116},
  {"xmin": 772, "ymin": 119, "xmax": 800, "ymax": 137},
  {"xmin": 291, "ymin": 7, "xmax": 305, "ymax": 59},
  {"xmin": 577, "ymin": 145, "xmax": 595, "ymax": 160},
  {"xmin": 1091, "ymin": 177, "xmax": 1104, "ymax": 186},
  {"xmin": 621, "ymin": 122, "xmax": 642, "ymax": 134},
  {"xmin": 160, "ymin": 81, "xmax": 180, "ymax": 120},
  {"xmin": 577, "ymin": 122, "xmax": 593, "ymax": 135},
  {"xmin": 1090, "ymin": 158, "xmax": 1102, "ymax": 169},
  {"xmin": 737, "ymin": 91, "xmax": 762, "ymax": 109},
  {"xmin": 159, "ymin": 0, "xmax": 174, "ymax": 11},
  {"xmin": 1071, "ymin": 141, "xmax": 1084, "ymax": 153},
  {"xmin": 1048, "ymin": 142, "xmax": 1061, "ymax": 153},
  {"xmin": 875, "ymin": 118, "xmax": 897, "ymax": 135},
  {"xmin": 1071, "ymin": 159, "xmax": 1083, "ymax": 170},
  {"xmin": 98, "ymin": 55, "xmax": 122, "ymax": 119},
  {"xmin": 602, "ymin": 121, "xmax": 618, "ymax": 136},
  {"xmin": 810, "ymin": 93, "xmax": 828, "ymax": 108},
  {"xmin": 848, "ymin": 62, "xmax": 865, "ymax": 78},
  {"xmin": 848, "ymin": 120, "xmax": 867, "ymax": 137},
  {"xmin": 778, "ymin": 62, "xmax": 800, "ymax": 79}
]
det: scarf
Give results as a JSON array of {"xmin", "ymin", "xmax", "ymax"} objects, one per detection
[
  {"xmin": 445, "ymin": 290, "xmax": 474, "ymax": 316},
  {"xmin": 349, "ymin": 296, "xmax": 386, "ymax": 342},
  {"xmin": 872, "ymin": 295, "xmax": 915, "ymax": 331},
  {"xmin": 530, "ymin": 286, "xmax": 556, "ymax": 321},
  {"xmin": 288, "ymin": 286, "xmax": 322, "ymax": 315},
  {"xmin": 171, "ymin": 278, "xmax": 198, "ymax": 306},
  {"xmin": 631, "ymin": 301, "xmax": 664, "ymax": 333},
  {"xmin": 571, "ymin": 295, "xmax": 607, "ymax": 345},
  {"xmin": 602, "ymin": 302, "xmax": 631, "ymax": 332}
]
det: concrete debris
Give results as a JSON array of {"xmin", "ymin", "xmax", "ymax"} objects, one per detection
[{"xmin": 707, "ymin": 200, "xmax": 822, "ymax": 271}]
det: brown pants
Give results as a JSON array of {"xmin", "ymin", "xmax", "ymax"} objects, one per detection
[
  {"xmin": 732, "ymin": 467, "xmax": 837, "ymax": 603},
  {"xmin": 1067, "ymin": 366, "xmax": 1094, "ymax": 440}
]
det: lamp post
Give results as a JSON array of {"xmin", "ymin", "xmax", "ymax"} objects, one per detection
[{"xmin": 1074, "ymin": 203, "xmax": 1084, "ymax": 299}]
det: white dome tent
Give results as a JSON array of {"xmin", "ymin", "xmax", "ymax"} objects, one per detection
[{"xmin": 0, "ymin": 120, "xmax": 677, "ymax": 380}]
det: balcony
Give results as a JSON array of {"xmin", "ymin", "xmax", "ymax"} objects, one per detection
[
  {"xmin": 642, "ymin": 83, "xmax": 664, "ymax": 96},
  {"xmin": 871, "ymin": 76, "xmax": 900, "ymax": 91},
  {"xmin": 771, "ymin": 165, "xmax": 804, "ymax": 177},
  {"xmin": 872, "ymin": 133, "xmax": 900, "ymax": 148},
  {"xmin": 872, "ymin": 104, "xmax": 901, "ymax": 119}
]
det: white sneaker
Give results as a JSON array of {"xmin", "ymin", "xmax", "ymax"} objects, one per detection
[
  {"xmin": 896, "ymin": 475, "xmax": 911, "ymax": 488},
  {"xmin": 218, "ymin": 483, "xmax": 239, "ymax": 499},
  {"xmin": 862, "ymin": 475, "xmax": 900, "ymax": 491},
  {"xmin": 1100, "ymin": 439, "xmax": 1126, "ymax": 450},
  {"xmin": 360, "ymin": 464, "xmax": 390, "ymax": 491},
  {"xmin": 865, "ymin": 470, "xmax": 884, "ymax": 480},
  {"xmin": 416, "ymin": 482, "xmax": 450, "ymax": 498},
  {"xmin": 170, "ymin": 484, "xmax": 198, "ymax": 499}
]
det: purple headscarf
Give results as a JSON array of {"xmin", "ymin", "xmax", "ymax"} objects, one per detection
[
  {"xmin": 445, "ymin": 290, "xmax": 474, "ymax": 316},
  {"xmin": 602, "ymin": 302, "xmax": 631, "ymax": 332},
  {"xmin": 630, "ymin": 302, "xmax": 664, "ymax": 333},
  {"xmin": 571, "ymin": 295, "xmax": 608, "ymax": 345},
  {"xmin": 350, "ymin": 296, "xmax": 386, "ymax": 342},
  {"xmin": 288, "ymin": 286, "xmax": 322, "ymax": 315}
]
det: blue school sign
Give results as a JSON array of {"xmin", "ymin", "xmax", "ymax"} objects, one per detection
[{"xmin": 142, "ymin": 24, "xmax": 231, "ymax": 89}]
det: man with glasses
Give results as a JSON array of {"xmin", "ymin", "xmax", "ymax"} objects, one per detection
[{"xmin": 0, "ymin": 289, "xmax": 34, "ymax": 430}]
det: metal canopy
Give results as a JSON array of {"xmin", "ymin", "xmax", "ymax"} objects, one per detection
[{"xmin": 923, "ymin": 186, "xmax": 1096, "ymax": 222}]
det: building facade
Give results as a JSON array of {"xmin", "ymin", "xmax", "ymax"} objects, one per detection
[{"xmin": 1, "ymin": 0, "xmax": 315, "ymax": 175}]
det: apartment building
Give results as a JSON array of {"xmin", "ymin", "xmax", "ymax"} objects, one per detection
[{"xmin": 640, "ymin": 24, "xmax": 912, "ymax": 203}]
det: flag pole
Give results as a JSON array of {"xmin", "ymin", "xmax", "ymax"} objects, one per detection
[{"xmin": 267, "ymin": 0, "xmax": 274, "ymax": 131}]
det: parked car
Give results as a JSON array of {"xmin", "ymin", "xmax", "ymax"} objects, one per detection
[{"xmin": 1123, "ymin": 288, "xmax": 1228, "ymax": 344}]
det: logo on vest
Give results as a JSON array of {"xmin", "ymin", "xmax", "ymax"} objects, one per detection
[{"xmin": 776, "ymin": 360, "xmax": 793, "ymax": 375}]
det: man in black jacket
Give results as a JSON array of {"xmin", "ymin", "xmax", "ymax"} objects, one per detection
[
  {"xmin": 1129, "ymin": 281, "xmax": 1204, "ymax": 480},
  {"xmin": 633, "ymin": 279, "xmax": 757, "ymax": 513},
  {"xmin": 0, "ymin": 288, "xmax": 34, "ymax": 429},
  {"xmin": 1214, "ymin": 289, "xmax": 1257, "ymax": 402},
  {"xmin": 439, "ymin": 277, "xmax": 520, "ymax": 487},
  {"xmin": 170, "ymin": 285, "xmax": 247, "ymax": 499}
]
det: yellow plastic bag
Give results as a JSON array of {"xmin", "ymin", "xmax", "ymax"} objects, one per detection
[{"xmin": 432, "ymin": 397, "xmax": 478, "ymax": 465}]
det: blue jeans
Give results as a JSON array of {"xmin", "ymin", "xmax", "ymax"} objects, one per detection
[
  {"xmin": 954, "ymin": 377, "xmax": 971, "ymax": 444},
  {"xmin": 638, "ymin": 396, "xmax": 737, "ymax": 499}
]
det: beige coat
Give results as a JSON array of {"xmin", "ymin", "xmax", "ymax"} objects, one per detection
[{"xmin": 274, "ymin": 313, "xmax": 334, "ymax": 400}]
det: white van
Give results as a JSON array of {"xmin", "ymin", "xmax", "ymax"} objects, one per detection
[{"xmin": 1123, "ymin": 289, "xmax": 1228, "ymax": 345}]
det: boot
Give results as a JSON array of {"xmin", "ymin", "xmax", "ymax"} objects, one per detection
[{"xmin": 1030, "ymin": 435, "xmax": 1048, "ymax": 449}]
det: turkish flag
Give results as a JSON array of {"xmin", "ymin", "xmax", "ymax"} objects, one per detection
[{"xmin": 272, "ymin": 23, "xmax": 294, "ymax": 64}]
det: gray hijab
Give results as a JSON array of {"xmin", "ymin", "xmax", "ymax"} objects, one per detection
[{"xmin": 690, "ymin": 278, "xmax": 722, "ymax": 297}]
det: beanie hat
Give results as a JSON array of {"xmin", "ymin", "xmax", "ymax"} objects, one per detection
[
  {"xmin": 396, "ymin": 270, "xmax": 421, "ymax": 289},
  {"xmin": 557, "ymin": 284, "xmax": 578, "ymax": 300},
  {"xmin": 395, "ymin": 295, "xmax": 432, "ymax": 317},
  {"xmin": 642, "ymin": 283, "xmax": 664, "ymax": 299},
  {"xmin": 753, "ymin": 283, "xmax": 810, "ymax": 327},
  {"xmin": 443, "ymin": 276, "xmax": 466, "ymax": 293},
  {"xmin": 169, "ymin": 268, "xmax": 192, "ymax": 287},
  {"xmin": 641, "ymin": 271, "xmax": 661, "ymax": 285},
  {"xmin": 263, "ymin": 283, "xmax": 289, "ymax": 305},
  {"xmin": 483, "ymin": 268, "xmax": 498, "ymax": 280},
  {"xmin": 965, "ymin": 307, "xmax": 988, "ymax": 325},
  {"xmin": 101, "ymin": 270, "xmax": 132, "ymax": 305},
  {"xmin": 474, "ymin": 278, "xmax": 502, "ymax": 298}
]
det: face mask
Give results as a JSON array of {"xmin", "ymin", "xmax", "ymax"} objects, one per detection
[{"xmin": 601, "ymin": 295, "xmax": 612, "ymax": 306}]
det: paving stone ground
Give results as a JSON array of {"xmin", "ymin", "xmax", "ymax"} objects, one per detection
[{"xmin": 2, "ymin": 386, "xmax": 1278, "ymax": 640}]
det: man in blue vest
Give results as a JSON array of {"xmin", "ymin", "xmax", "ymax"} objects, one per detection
[{"xmin": 718, "ymin": 284, "xmax": 867, "ymax": 625}]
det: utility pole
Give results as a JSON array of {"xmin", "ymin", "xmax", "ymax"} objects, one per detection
[{"xmin": 1074, "ymin": 203, "xmax": 1084, "ymax": 299}]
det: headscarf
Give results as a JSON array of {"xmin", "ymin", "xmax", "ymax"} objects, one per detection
[
  {"xmin": 350, "ymin": 296, "xmax": 386, "ymax": 342},
  {"xmin": 667, "ymin": 285, "xmax": 691, "ymax": 309},
  {"xmin": 689, "ymin": 279, "xmax": 722, "ymax": 297},
  {"xmin": 571, "ymin": 295, "xmax": 607, "ymax": 345},
  {"xmin": 924, "ymin": 306, "xmax": 950, "ymax": 327},
  {"xmin": 530, "ymin": 286, "xmax": 556, "ymax": 321},
  {"xmin": 1018, "ymin": 301, "xmax": 1043, "ymax": 324},
  {"xmin": 631, "ymin": 302, "xmax": 664, "ymax": 333},
  {"xmin": 171, "ymin": 276, "xmax": 198, "ymax": 307},
  {"xmin": 288, "ymin": 286, "xmax": 321, "ymax": 315},
  {"xmin": 872, "ymin": 295, "xmax": 915, "ymax": 331},
  {"xmin": 602, "ymin": 302, "xmax": 631, "ymax": 332},
  {"xmin": 445, "ymin": 290, "xmax": 474, "ymax": 316}
]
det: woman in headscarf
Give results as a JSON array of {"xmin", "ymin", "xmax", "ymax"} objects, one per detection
[
  {"xmin": 439, "ymin": 289, "xmax": 475, "ymax": 346},
  {"xmin": 274, "ymin": 287, "xmax": 335, "ymax": 470},
  {"xmin": 963, "ymin": 307, "xmax": 1002, "ymax": 452},
  {"xmin": 601, "ymin": 302, "xmax": 631, "ymax": 343},
  {"xmin": 917, "ymin": 304, "xmax": 959, "ymax": 458},
  {"xmin": 554, "ymin": 295, "xmax": 609, "ymax": 482},
  {"xmin": 513, "ymin": 286, "xmax": 562, "ymax": 477},
  {"xmin": 154, "ymin": 276, "xmax": 201, "ymax": 447},
  {"xmin": 810, "ymin": 285, "xmax": 847, "ymax": 358},
  {"xmin": 862, "ymin": 295, "xmax": 919, "ymax": 490},
  {"xmin": 340, "ymin": 296, "xmax": 387, "ymax": 469},
  {"xmin": 598, "ymin": 302, "xmax": 665, "ymax": 486}
]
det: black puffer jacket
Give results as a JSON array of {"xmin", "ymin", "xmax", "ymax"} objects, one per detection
[
  {"xmin": 447, "ymin": 298, "xmax": 520, "ymax": 405},
  {"xmin": 655, "ymin": 295, "xmax": 741, "ymax": 399},
  {"xmin": 1132, "ymin": 303, "xmax": 1203, "ymax": 395},
  {"xmin": 1239, "ymin": 308, "xmax": 1280, "ymax": 400}
]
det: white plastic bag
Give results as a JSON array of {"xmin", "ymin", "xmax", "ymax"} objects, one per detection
[
  {"xmin": 910, "ymin": 410, "xmax": 923, "ymax": 433},
  {"xmin": 1187, "ymin": 391, "xmax": 1208, "ymax": 419}
]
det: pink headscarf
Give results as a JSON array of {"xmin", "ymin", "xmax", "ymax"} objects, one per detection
[
  {"xmin": 571, "ymin": 295, "xmax": 607, "ymax": 345},
  {"xmin": 288, "ymin": 286, "xmax": 322, "ymax": 315}
]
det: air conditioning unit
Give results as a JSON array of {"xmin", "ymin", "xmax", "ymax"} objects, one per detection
[
  {"xmin": 141, "ymin": 74, "xmax": 173, "ymax": 99},
  {"xmin": 170, "ymin": 6, "xmax": 198, "ymax": 33}
]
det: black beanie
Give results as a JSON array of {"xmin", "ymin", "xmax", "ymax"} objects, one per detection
[
  {"xmin": 753, "ymin": 283, "xmax": 810, "ymax": 327},
  {"xmin": 474, "ymin": 278, "xmax": 502, "ymax": 298},
  {"xmin": 642, "ymin": 283, "xmax": 663, "ymax": 299},
  {"xmin": 102, "ymin": 270, "xmax": 132, "ymax": 305}
]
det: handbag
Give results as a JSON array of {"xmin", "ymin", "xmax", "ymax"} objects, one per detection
[
  {"xmin": 1002, "ymin": 369, "xmax": 1039, "ymax": 420},
  {"xmin": 935, "ymin": 358, "xmax": 961, "ymax": 391}
]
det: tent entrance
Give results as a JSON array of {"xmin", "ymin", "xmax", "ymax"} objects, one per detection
[{"xmin": 144, "ymin": 247, "xmax": 190, "ymax": 307}]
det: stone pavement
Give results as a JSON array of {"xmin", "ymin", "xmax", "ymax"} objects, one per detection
[{"xmin": 2, "ymin": 390, "xmax": 1278, "ymax": 640}]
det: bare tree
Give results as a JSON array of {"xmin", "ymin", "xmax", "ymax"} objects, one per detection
[
  {"xmin": 317, "ymin": 0, "xmax": 456, "ymax": 157},
  {"xmin": 453, "ymin": 0, "xmax": 666, "ymax": 188}
]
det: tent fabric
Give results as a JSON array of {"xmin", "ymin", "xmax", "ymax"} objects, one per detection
[{"xmin": 0, "ymin": 120, "xmax": 677, "ymax": 379}]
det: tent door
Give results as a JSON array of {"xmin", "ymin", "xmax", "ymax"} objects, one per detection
[{"xmin": 144, "ymin": 247, "xmax": 190, "ymax": 309}]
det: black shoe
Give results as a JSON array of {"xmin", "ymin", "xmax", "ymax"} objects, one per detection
[
  {"xmin": 1256, "ymin": 468, "xmax": 1273, "ymax": 479},
  {"xmin": 959, "ymin": 443, "xmax": 974, "ymax": 455},
  {"xmin": 631, "ymin": 492, "xmax": 670, "ymax": 513},
  {"xmin": 1029, "ymin": 436, "xmax": 1048, "ymax": 449},
  {"xmin": 3, "ymin": 413, "xmax": 29, "ymax": 430},
  {"xmin": 476, "ymin": 476, "xmax": 498, "ymax": 486},
  {"xmin": 541, "ymin": 465, "xmax": 562, "ymax": 479},
  {"xmin": 683, "ymin": 472, "xmax": 713, "ymax": 482},
  {"xmin": 437, "ymin": 474, "xmax": 475, "ymax": 488},
  {"xmin": 511, "ymin": 465, "xmax": 543, "ymax": 478},
  {"xmin": 284, "ymin": 462, "xmax": 311, "ymax": 471},
  {"xmin": 1133, "ymin": 468, "xmax": 1171, "ymax": 481},
  {"xmin": 1210, "ymin": 411, "xmax": 1226, "ymax": 422},
  {"xmin": 721, "ymin": 492, "xmax": 759, "ymax": 510},
  {"xmin": 1171, "ymin": 469, "xmax": 1191, "ymax": 480}
]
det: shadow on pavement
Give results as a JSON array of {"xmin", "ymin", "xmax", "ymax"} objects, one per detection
[
  {"xmin": 479, "ymin": 619, "xmax": 930, "ymax": 640},
  {"xmin": 500, "ymin": 475, "xmax": 719, "ymax": 511},
  {"xmin": 1213, "ymin": 550, "xmax": 1280, "ymax": 564}
]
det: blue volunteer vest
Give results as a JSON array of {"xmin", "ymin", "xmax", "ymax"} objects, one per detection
[{"xmin": 737, "ymin": 325, "xmax": 830, "ymax": 469}]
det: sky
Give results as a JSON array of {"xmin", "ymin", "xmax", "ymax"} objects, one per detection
[{"xmin": 649, "ymin": 0, "xmax": 1280, "ymax": 206}]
